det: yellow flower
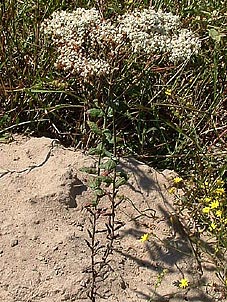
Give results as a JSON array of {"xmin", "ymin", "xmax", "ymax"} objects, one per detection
[
  {"xmin": 140, "ymin": 233, "xmax": 150, "ymax": 242},
  {"xmin": 216, "ymin": 179, "xmax": 224, "ymax": 187},
  {"xmin": 200, "ymin": 181, "xmax": 209, "ymax": 189},
  {"xmin": 127, "ymin": 0, "xmax": 133, "ymax": 4},
  {"xmin": 202, "ymin": 206, "xmax": 211, "ymax": 214},
  {"xmin": 204, "ymin": 197, "xmax": 212, "ymax": 203},
  {"xmin": 214, "ymin": 246, "xmax": 220, "ymax": 255},
  {"xmin": 165, "ymin": 89, "xmax": 172, "ymax": 96},
  {"xmin": 210, "ymin": 200, "xmax": 219, "ymax": 209},
  {"xmin": 173, "ymin": 177, "xmax": 183, "ymax": 184},
  {"xmin": 209, "ymin": 222, "xmax": 217, "ymax": 231},
  {"xmin": 214, "ymin": 188, "xmax": 225, "ymax": 195},
  {"xmin": 168, "ymin": 187, "xmax": 176, "ymax": 194},
  {"xmin": 216, "ymin": 210, "xmax": 222, "ymax": 217},
  {"xmin": 179, "ymin": 278, "xmax": 189, "ymax": 289}
]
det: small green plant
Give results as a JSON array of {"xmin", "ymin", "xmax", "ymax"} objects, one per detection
[
  {"xmin": 80, "ymin": 104, "xmax": 128, "ymax": 301},
  {"xmin": 150, "ymin": 268, "xmax": 169, "ymax": 301}
]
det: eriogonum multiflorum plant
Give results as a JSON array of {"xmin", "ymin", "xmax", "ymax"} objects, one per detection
[
  {"xmin": 41, "ymin": 7, "xmax": 201, "ymax": 79},
  {"xmin": 41, "ymin": 7, "xmax": 201, "ymax": 301}
]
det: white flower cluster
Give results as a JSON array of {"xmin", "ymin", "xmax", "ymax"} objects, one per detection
[
  {"xmin": 117, "ymin": 8, "xmax": 200, "ymax": 60},
  {"xmin": 41, "ymin": 8, "xmax": 112, "ymax": 77},
  {"xmin": 117, "ymin": 9, "xmax": 180, "ymax": 54},
  {"xmin": 42, "ymin": 7, "xmax": 200, "ymax": 78},
  {"xmin": 166, "ymin": 29, "xmax": 201, "ymax": 62},
  {"xmin": 42, "ymin": 8, "xmax": 100, "ymax": 44}
]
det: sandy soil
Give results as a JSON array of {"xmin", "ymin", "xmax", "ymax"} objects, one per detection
[{"xmin": 0, "ymin": 135, "xmax": 225, "ymax": 302}]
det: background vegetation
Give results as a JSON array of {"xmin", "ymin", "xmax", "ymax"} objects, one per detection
[{"xmin": 1, "ymin": 0, "xmax": 226, "ymax": 171}]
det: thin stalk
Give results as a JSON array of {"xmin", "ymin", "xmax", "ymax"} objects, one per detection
[
  {"xmin": 97, "ymin": 100, "xmax": 108, "ymax": 176},
  {"xmin": 89, "ymin": 93, "xmax": 109, "ymax": 302},
  {"xmin": 102, "ymin": 105, "xmax": 117, "ymax": 264},
  {"xmin": 213, "ymin": 42, "xmax": 218, "ymax": 102},
  {"xmin": 90, "ymin": 210, "xmax": 97, "ymax": 302}
]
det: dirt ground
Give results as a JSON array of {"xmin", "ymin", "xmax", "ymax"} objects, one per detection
[{"xmin": 0, "ymin": 135, "xmax": 225, "ymax": 302}]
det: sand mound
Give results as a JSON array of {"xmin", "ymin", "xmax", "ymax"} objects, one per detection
[{"xmin": 0, "ymin": 136, "xmax": 223, "ymax": 301}]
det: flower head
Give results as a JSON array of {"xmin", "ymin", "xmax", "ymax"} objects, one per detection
[
  {"xmin": 210, "ymin": 200, "xmax": 219, "ymax": 209},
  {"xmin": 214, "ymin": 188, "xmax": 225, "ymax": 195},
  {"xmin": 165, "ymin": 89, "xmax": 172, "ymax": 96},
  {"xmin": 168, "ymin": 187, "xmax": 176, "ymax": 194},
  {"xmin": 216, "ymin": 179, "xmax": 224, "ymax": 187},
  {"xmin": 200, "ymin": 181, "xmax": 209, "ymax": 189},
  {"xmin": 216, "ymin": 210, "xmax": 222, "ymax": 217},
  {"xmin": 41, "ymin": 7, "xmax": 200, "ymax": 79},
  {"xmin": 140, "ymin": 233, "xmax": 150, "ymax": 242},
  {"xmin": 209, "ymin": 222, "xmax": 217, "ymax": 231},
  {"xmin": 202, "ymin": 206, "xmax": 211, "ymax": 214},
  {"xmin": 178, "ymin": 278, "xmax": 189, "ymax": 289},
  {"xmin": 173, "ymin": 177, "xmax": 183, "ymax": 184},
  {"xmin": 204, "ymin": 197, "xmax": 212, "ymax": 203}
]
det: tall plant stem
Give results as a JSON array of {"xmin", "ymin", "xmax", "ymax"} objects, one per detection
[
  {"xmin": 90, "ymin": 210, "xmax": 97, "ymax": 302},
  {"xmin": 89, "ymin": 99, "xmax": 109, "ymax": 302},
  {"xmin": 110, "ymin": 105, "xmax": 117, "ymax": 241}
]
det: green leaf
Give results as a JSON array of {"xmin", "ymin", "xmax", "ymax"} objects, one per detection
[
  {"xmin": 107, "ymin": 107, "xmax": 113, "ymax": 117},
  {"xmin": 92, "ymin": 198, "xmax": 99, "ymax": 206},
  {"xmin": 88, "ymin": 108, "xmax": 104, "ymax": 118},
  {"xmin": 99, "ymin": 176, "xmax": 113, "ymax": 185},
  {"xmin": 88, "ymin": 147, "xmax": 102, "ymax": 155},
  {"xmin": 115, "ymin": 177, "xmax": 127, "ymax": 188},
  {"xmin": 103, "ymin": 149, "xmax": 113, "ymax": 157},
  {"xmin": 99, "ymin": 159, "xmax": 117, "ymax": 171},
  {"xmin": 0, "ymin": 114, "xmax": 10, "ymax": 127},
  {"xmin": 88, "ymin": 177, "xmax": 102, "ymax": 189},
  {"xmin": 80, "ymin": 167, "xmax": 97, "ymax": 174},
  {"xmin": 87, "ymin": 121, "xmax": 102, "ymax": 135},
  {"xmin": 109, "ymin": 136, "xmax": 123, "ymax": 144},
  {"xmin": 208, "ymin": 28, "xmax": 222, "ymax": 43},
  {"xmin": 103, "ymin": 129, "xmax": 112, "ymax": 143},
  {"xmin": 94, "ymin": 188, "xmax": 104, "ymax": 197},
  {"xmin": 118, "ymin": 170, "xmax": 129, "ymax": 180},
  {"xmin": 88, "ymin": 143, "xmax": 103, "ymax": 155}
]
